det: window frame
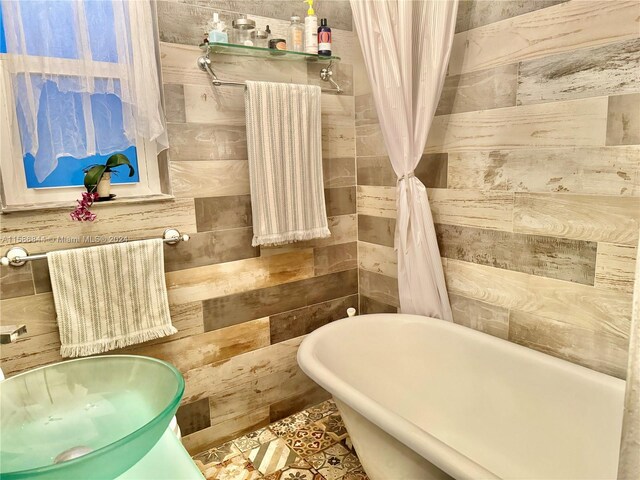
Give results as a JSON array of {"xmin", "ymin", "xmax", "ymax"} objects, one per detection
[{"xmin": 0, "ymin": 7, "xmax": 171, "ymax": 212}]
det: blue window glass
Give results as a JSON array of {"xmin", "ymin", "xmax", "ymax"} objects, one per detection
[{"xmin": 0, "ymin": 2, "xmax": 140, "ymax": 189}]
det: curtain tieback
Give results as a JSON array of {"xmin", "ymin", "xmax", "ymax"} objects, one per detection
[{"xmin": 397, "ymin": 171, "xmax": 415, "ymax": 184}]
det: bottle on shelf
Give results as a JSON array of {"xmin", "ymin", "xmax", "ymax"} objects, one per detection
[
  {"xmin": 288, "ymin": 15, "xmax": 304, "ymax": 52},
  {"xmin": 208, "ymin": 12, "xmax": 228, "ymax": 44},
  {"xmin": 317, "ymin": 18, "xmax": 331, "ymax": 56},
  {"xmin": 303, "ymin": 0, "xmax": 318, "ymax": 54}
]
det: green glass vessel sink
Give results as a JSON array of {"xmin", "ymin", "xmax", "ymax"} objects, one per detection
[{"xmin": 0, "ymin": 355, "xmax": 185, "ymax": 480}]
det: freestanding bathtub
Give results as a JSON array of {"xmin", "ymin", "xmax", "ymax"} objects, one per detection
[{"xmin": 297, "ymin": 314, "xmax": 626, "ymax": 480}]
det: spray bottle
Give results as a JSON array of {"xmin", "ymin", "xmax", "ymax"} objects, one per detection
[{"xmin": 303, "ymin": 0, "xmax": 318, "ymax": 54}]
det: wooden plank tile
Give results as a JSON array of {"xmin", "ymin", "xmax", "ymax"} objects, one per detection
[
  {"xmin": 425, "ymin": 97, "xmax": 608, "ymax": 153},
  {"xmin": 269, "ymin": 383, "xmax": 331, "ymax": 423},
  {"xmin": 170, "ymin": 160, "xmax": 250, "ymax": 198},
  {"xmin": 182, "ymin": 406, "xmax": 270, "ymax": 455},
  {"xmin": 356, "ymin": 186, "xmax": 396, "ymax": 218},
  {"xmin": 455, "ymin": 0, "xmax": 568, "ymax": 33},
  {"xmin": 509, "ymin": 309, "xmax": 629, "ymax": 378},
  {"xmin": 323, "ymin": 125, "xmax": 356, "ymax": 158},
  {"xmin": 323, "ymin": 157, "xmax": 355, "ymax": 188},
  {"xmin": 436, "ymin": 64, "xmax": 518, "ymax": 116},
  {"xmin": 270, "ymin": 295, "xmax": 357, "ymax": 344},
  {"xmin": 183, "ymin": 84, "xmax": 245, "ymax": 126},
  {"xmin": 0, "ymin": 198, "xmax": 197, "ymax": 254},
  {"xmin": 0, "ymin": 264, "xmax": 34, "ymax": 300},
  {"xmin": 450, "ymin": 293, "xmax": 509, "ymax": 340},
  {"xmin": 595, "ymin": 243, "xmax": 638, "ymax": 294},
  {"xmin": 195, "ymin": 195, "xmax": 252, "ymax": 232},
  {"xmin": 202, "ymin": 269, "xmax": 358, "ymax": 331},
  {"xmin": 166, "ymin": 249, "xmax": 315, "ymax": 305},
  {"xmin": 517, "ymin": 38, "xmax": 640, "ymax": 105},
  {"xmin": 428, "ymin": 188, "xmax": 514, "ymax": 231},
  {"xmin": 358, "ymin": 269, "xmax": 399, "ymax": 308},
  {"xmin": 167, "ymin": 122, "xmax": 247, "ymax": 161},
  {"xmin": 513, "ymin": 193, "xmax": 640, "ymax": 245},
  {"xmin": 164, "ymin": 228, "xmax": 257, "ymax": 272},
  {"xmin": 444, "ymin": 259, "xmax": 632, "ymax": 343},
  {"xmin": 357, "ymin": 154, "xmax": 448, "ymax": 188},
  {"xmin": 176, "ymin": 398, "xmax": 211, "ymax": 436},
  {"xmin": 436, "ymin": 223, "xmax": 597, "ymax": 285},
  {"xmin": 325, "ymin": 187, "xmax": 356, "ymax": 217},
  {"xmin": 321, "ymin": 94, "xmax": 355, "ymax": 128},
  {"xmin": 313, "ymin": 242, "xmax": 357, "ymax": 276},
  {"xmin": 358, "ymin": 215, "xmax": 395, "ymax": 248},
  {"xmin": 448, "ymin": 146, "xmax": 640, "ymax": 196},
  {"xmin": 357, "ymin": 156, "xmax": 395, "ymax": 186},
  {"xmin": 359, "ymin": 295, "xmax": 397, "ymax": 314},
  {"xmin": 355, "ymin": 93, "xmax": 377, "ymax": 127},
  {"xmin": 259, "ymin": 214, "xmax": 357, "ymax": 257},
  {"xmin": 163, "ymin": 83, "xmax": 186, "ymax": 123},
  {"xmin": 449, "ymin": 1, "xmax": 640, "ymax": 75},
  {"xmin": 607, "ymin": 93, "xmax": 640, "ymax": 146},
  {"xmin": 160, "ymin": 42, "xmax": 211, "ymax": 86},
  {"xmin": 126, "ymin": 318, "xmax": 270, "ymax": 374},
  {"xmin": 358, "ymin": 241, "xmax": 397, "ymax": 278},
  {"xmin": 208, "ymin": 363, "xmax": 320, "ymax": 428},
  {"xmin": 182, "ymin": 337, "xmax": 304, "ymax": 404},
  {"xmin": 356, "ymin": 123, "xmax": 386, "ymax": 157}
]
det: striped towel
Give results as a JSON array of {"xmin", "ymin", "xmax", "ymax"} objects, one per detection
[
  {"xmin": 47, "ymin": 239, "xmax": 176, "ymax": 358},
  {"xmin": 245, "ymin": 81, "xmax": 331, "ymax": 246}
]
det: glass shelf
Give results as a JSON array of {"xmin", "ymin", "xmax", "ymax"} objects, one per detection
[{"xmin": 202, "ymin": 42, "xmax": 340, "ymax": 62}]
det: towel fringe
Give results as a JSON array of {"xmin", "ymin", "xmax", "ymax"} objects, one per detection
[
  {"xmin": 252, "ymin": 226, "xmax": 331, "ymax": 247},
  {"xmin": 60, "ymin": 325, "xmax": 178, "ymax": 358}
]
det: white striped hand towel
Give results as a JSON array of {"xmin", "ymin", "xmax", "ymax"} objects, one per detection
[
  {"xmin": 245, "ymin": 81, "xmax": 331, "ymax": 246},
  {"xmin": 47, "ymin": 239, "xmax": 176, "ymax": 358}
]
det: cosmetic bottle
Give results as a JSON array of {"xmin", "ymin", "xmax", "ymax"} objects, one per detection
[
  {"xmin": 209, "ymin": 13, "xmax": 228, "ymax": 44},
  {"xmin": 288, "ymin": 15, "xmax": 304, "ymax": 52},
  {"xmin": 303, "ymin": 0, "xmax": 318, "ymax": 54},
  {"xmin": 317, "ymin": 18, "xmax": 331, "ymax": 56}
]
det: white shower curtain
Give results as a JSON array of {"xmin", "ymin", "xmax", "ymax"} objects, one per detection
[{"xmin": 351, "ymin": 0, "xmax": 458, "ymax": 320}]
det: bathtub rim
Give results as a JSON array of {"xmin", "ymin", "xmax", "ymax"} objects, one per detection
[{"xmin": 297, "ymin": 313, "xmax": 626, "ymax": 480}]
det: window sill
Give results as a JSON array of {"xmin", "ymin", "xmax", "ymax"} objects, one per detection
[{"xmin": 1, "ymin": 193, "xmax": 175, "ymax": 214}]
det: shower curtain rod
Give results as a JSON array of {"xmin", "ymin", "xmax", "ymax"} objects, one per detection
[{"xmin": 197, "ymin": 56, "xmax": 343, "ymax": 94}]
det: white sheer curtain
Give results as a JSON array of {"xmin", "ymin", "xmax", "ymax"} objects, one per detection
[
  {"xmin": 351, "ymin": 0, "xmax": 458, "ymax": 320},
  {"xmin": 1, "ymin": 0, "xmax": 167, "ymax": 182}
]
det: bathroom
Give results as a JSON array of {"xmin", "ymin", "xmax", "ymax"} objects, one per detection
[{"xmin": 0, "ymin": 0, "xmax": 638, "ymax": 478}]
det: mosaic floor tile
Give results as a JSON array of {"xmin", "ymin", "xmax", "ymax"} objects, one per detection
[
  {"xmin": 193, "ymin": 440, "xmax": 242, "ymax": 466},
  {"xmin": 198, "ymin": 454, "xmax": 263, "ymax": 480},
  {"xmin": 248, "ymin": 438, "xmax": 302, "ymax": 476},
  {"xmin": 234, "ymin": 427, "xmax": 278, "ymax": 452},
  {"xmin": 342, "ymin": 468, "xmax": 369, "ymax": 480},
  {"xmin": 317, "ymin": 413, "xmax": 348, "ymax": 441},
  {"xmin": 263, "ymin": 466, "xmax": 324, "ymax": 480},
  {"xmin": 284, "ymin": 424, "xmax": 336, "ymax": 457},
  {"xmin": 270, "ymin": 412, "xmax": 313, "ymax": 437},
  {"xmin": 306, "ymin": 444, "xmax": 361, "ymax": 480},
  {"xmin": 304, "ymin": 399, "xmax": 337, "ymax": 421}
]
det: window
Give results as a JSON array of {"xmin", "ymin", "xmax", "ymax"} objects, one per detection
[{"xmin": 0, "ymin": 1, "xmax": 168, "ymax": 210}]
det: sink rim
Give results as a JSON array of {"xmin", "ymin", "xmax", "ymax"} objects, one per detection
[{"xmin": 0, "ymin": 354, "xmax": 185, "ymax": 477}]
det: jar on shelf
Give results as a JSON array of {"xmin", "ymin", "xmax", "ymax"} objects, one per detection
[{"xmin": 230, "ymin": 15, "xmax": 256, "ymax": 46}]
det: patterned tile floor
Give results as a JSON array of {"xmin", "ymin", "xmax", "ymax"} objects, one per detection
[{"xmin": 192, "ymin": 400, "xmax": 369, "ymax": 480}]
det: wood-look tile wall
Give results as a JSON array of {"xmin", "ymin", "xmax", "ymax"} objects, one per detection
[
  {"xmin": 0, "ymin": 0, "xmax": 357, "ymax": 454},
  {"xmin": 355, "ymin": 0, "xmax": 640, "ymax": 379}
]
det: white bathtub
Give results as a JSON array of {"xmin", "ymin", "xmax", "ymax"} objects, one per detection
[{"xmin": 297, "ymin": 314, "xmax": 626, "ymax": 480}]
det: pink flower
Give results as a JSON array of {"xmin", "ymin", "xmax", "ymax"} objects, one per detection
[{"xmin": 70, "ymin": 192, "xmax": 99, "ymax": 222}]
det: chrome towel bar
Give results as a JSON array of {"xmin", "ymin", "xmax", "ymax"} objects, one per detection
[{"xmin": 0, "ymin": 228, "xmax": 190, "ymax": 267}]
